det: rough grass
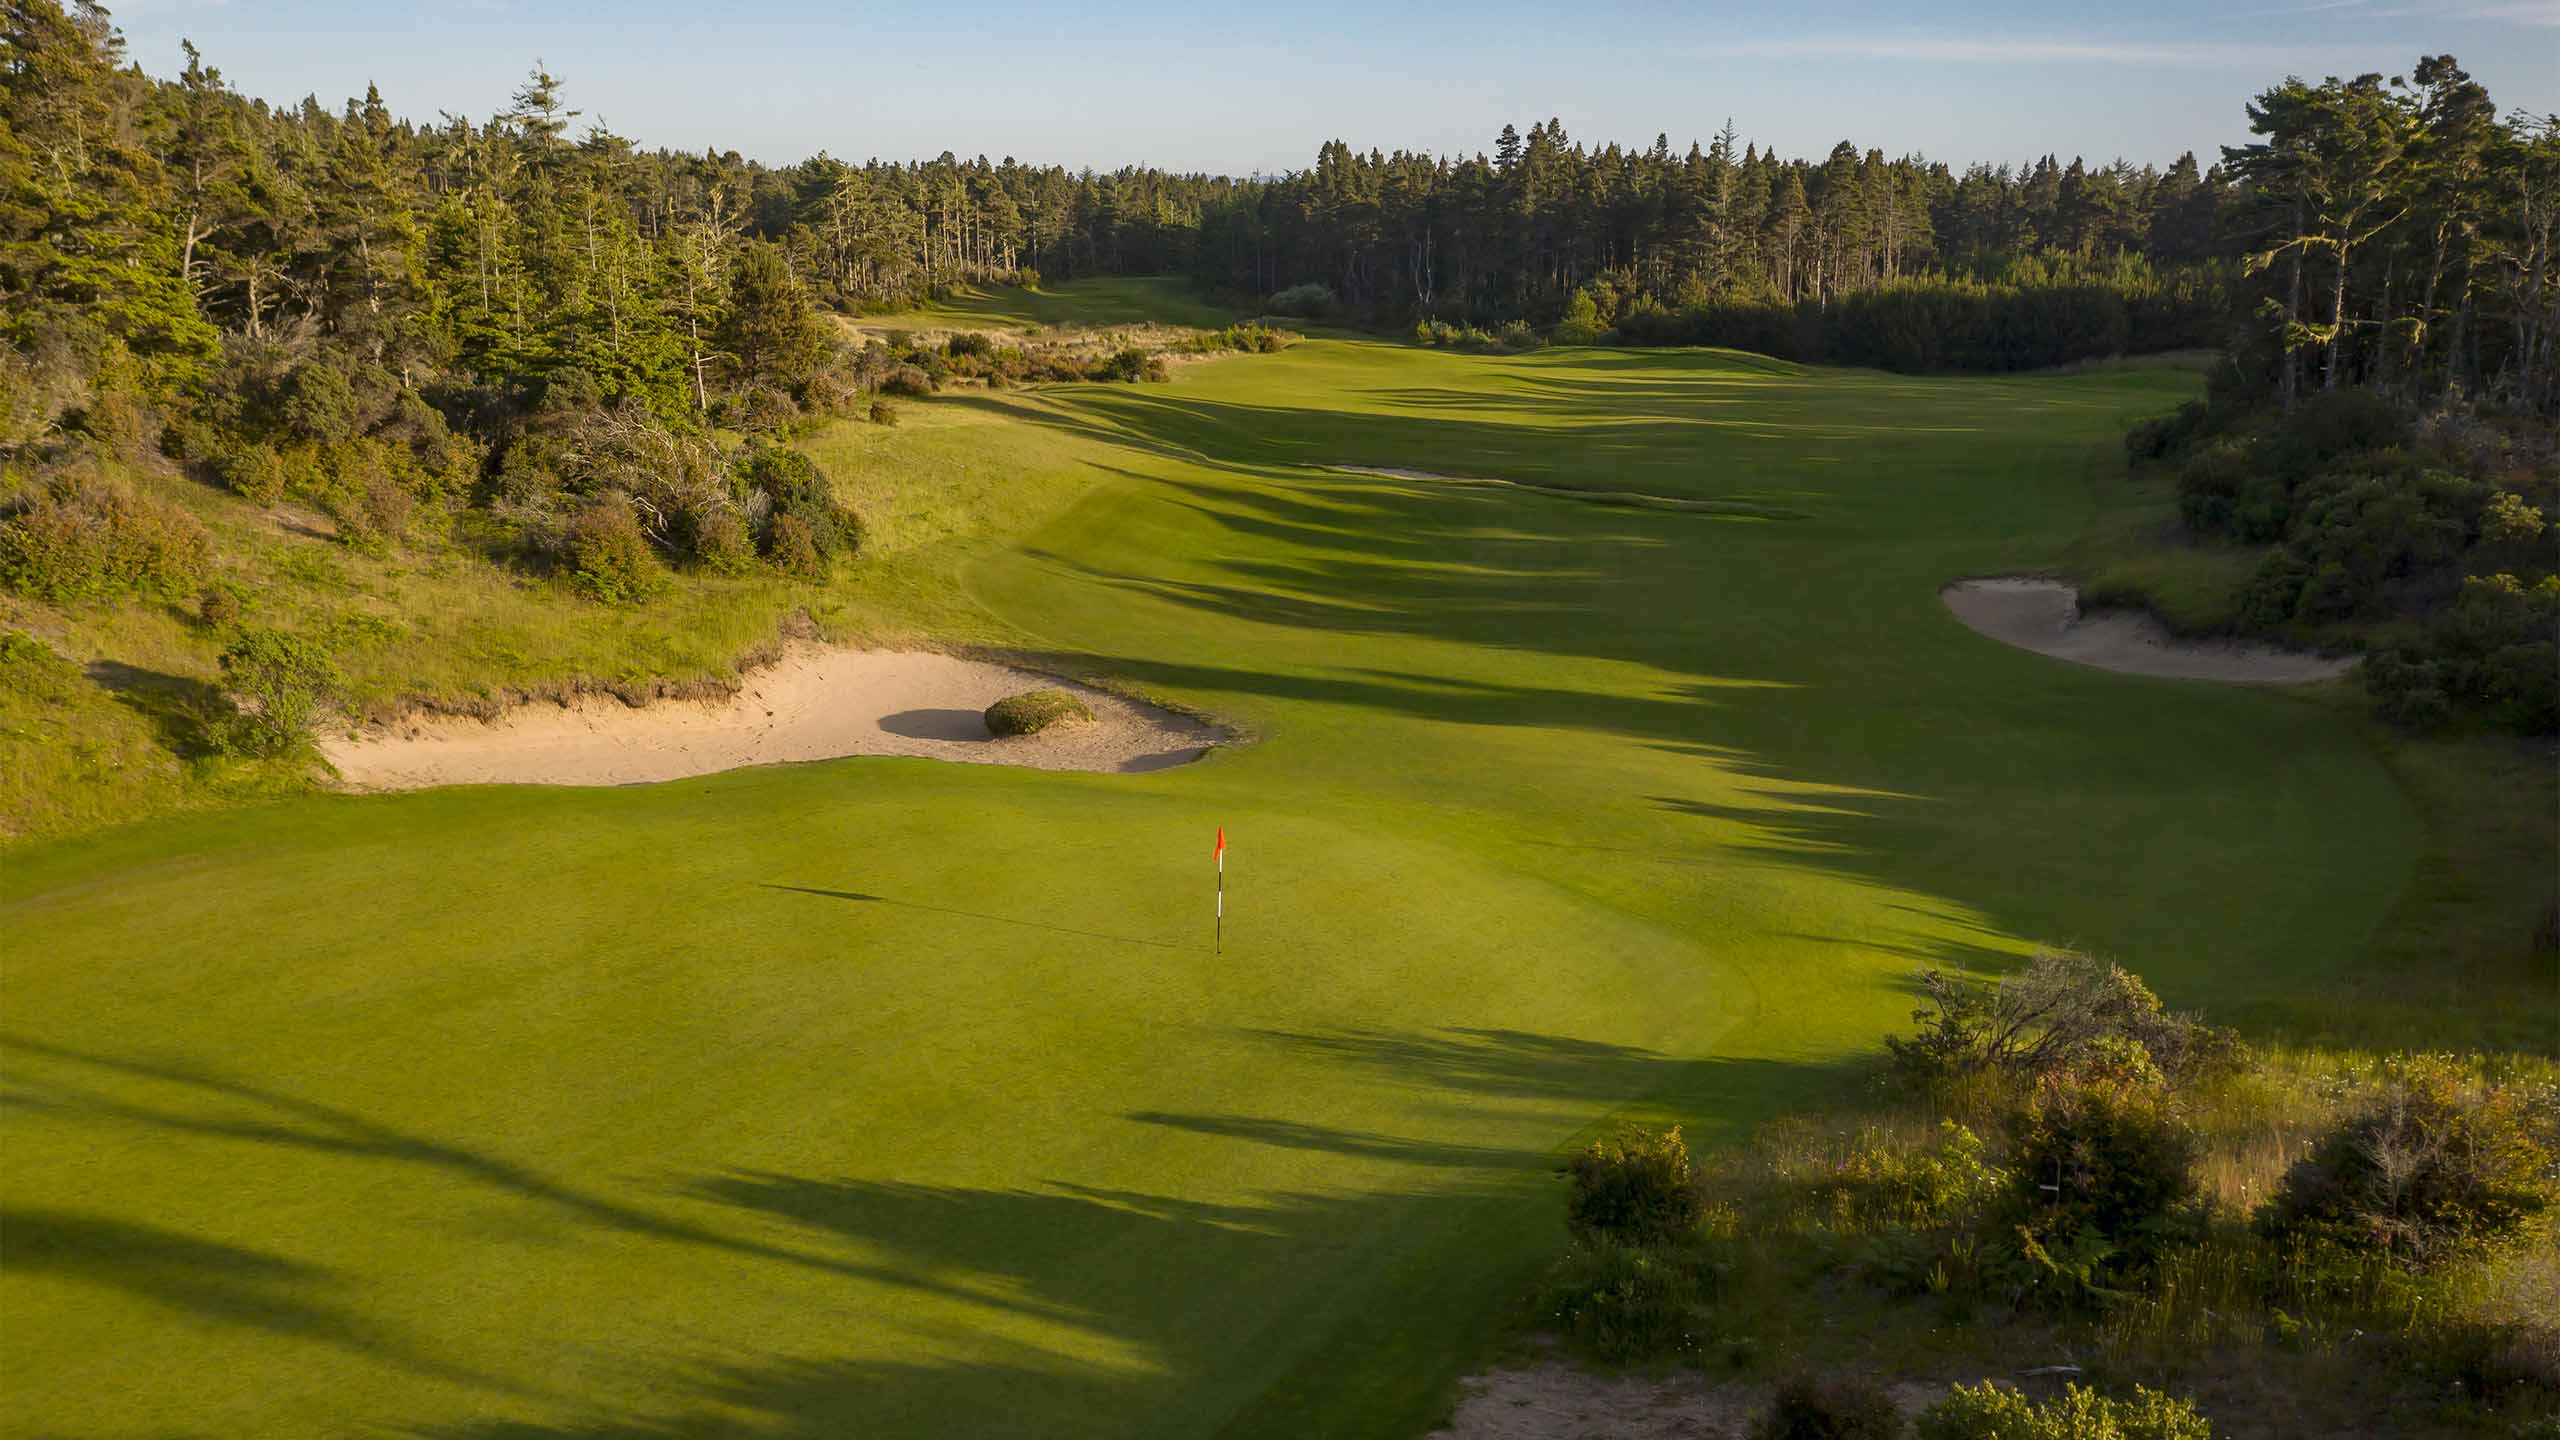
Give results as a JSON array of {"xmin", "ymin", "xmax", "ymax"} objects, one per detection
[
  {"xmin": 985, "ymin": 687, "xmax": 1092, "ymax": 735},
  {"xmin": 3, "ymin": 283, "xmax": 2552, "ymax": 1437}
]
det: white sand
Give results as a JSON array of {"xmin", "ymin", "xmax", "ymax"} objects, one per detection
[
  {"xmin": 1430, "ymin": 1363, "xmax": 1958, "ymax": 1439},
  {"xmin": 321, "ymin": 648, "xmax": 1220, "ymax": 790},
  {"xmin": 1942, "ymin": 578, "xmax": 2354, "ymax": 684}
]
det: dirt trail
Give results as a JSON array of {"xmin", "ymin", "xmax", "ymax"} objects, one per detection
[
  {"xmin": 321, "ymin": 648, "xmax": 1220, "ymax": 789},
  {"xmin": 1942, "ymin": 578, "xmax": 2353, "ymax": 684}
]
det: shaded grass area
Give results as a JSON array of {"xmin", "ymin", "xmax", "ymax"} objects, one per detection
[{"xmin": 4, "ymin": 331, "xmax": 2551, "ymax": 1437}]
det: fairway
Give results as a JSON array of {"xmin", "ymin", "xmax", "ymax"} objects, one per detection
[{"xmin": 2, "ymin": 327, "xmax": 2457, "ymax": 1436}]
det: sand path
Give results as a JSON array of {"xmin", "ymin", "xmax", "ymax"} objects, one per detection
[
  {"xmin": 322, "ymin": 648, "xmax": 1221, "ymax": 790},
  {"xmin": 1943, "ymin": 578, "xmax": 2353, "ymax": 684}
]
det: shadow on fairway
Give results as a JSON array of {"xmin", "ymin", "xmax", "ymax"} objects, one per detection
[
  {"xmin": 402, "ymin": 1040, "xmax": 1841, "ymax": 1438},
  {"xmin": 1, "ymin": 1206, "xmax": 542, "ymax": 1398},
  {"xmin": 758, "ymin": 883, "xmax": 1188, "ymax": 950}
]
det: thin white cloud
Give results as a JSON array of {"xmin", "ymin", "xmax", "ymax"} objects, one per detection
[{"xmin": 1712, "ymin": 36, "xmax": 2365, "ymax": 67}]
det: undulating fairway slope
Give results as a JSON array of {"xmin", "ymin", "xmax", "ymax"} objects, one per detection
[{"xmin": 6, "ymin": 314, "xmax": 2528, "ymax": 1438}]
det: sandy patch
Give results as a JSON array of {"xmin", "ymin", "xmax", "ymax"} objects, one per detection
[
  {"xmin": 1331, "ymin": 466, "xmax": 1805, "ymax": 519},
  {"xmin": 321, "ymin": 648, "xmax": 1220, "ymax": 790},
  {"xmin": 1942, "ymin": 578, "xmax": 2353, "ymax": 684},
  {"xmin": 1430, "ymin": 1363, "xmax": 1957, "ymax": 1439}
]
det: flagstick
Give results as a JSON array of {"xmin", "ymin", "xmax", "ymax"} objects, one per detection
[{"xmin": 1215, "ymin": 846, "xmax": 1224, "ymax": 955}]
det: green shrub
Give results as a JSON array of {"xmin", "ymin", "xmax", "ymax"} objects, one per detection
[
  {"xmin": 1915, "ymin": 1382, "xmax": 2211, "ymax": 1440},
  {"xmin": 2372, "ymin": 575, "xmax": 2560, "ymax": 735},
  {"xmin": 1097, "ymin": 348, "xmax": 1149, "ymax": 383},
  {"xmin": 1815, "ymin": 1120, "xmax": 2004, "ymax": 1232},
  {"xmin": 1995, "ymin": 1080, "xmax": 2200, "ymax": 1299},
  {"xmin": 945, "ymin": 331, "xmax": 994, "ymax": 359},
  {"xmin": 984, "ymin": 688, "xmax": 1093, "ymax": 736},
  {"xmin": 738, "ymin": 445, "xmax": 862, "ymax": 564},
  {"xmin": 2259, "ymin": 1056, "xmax": 2556, "ymax": 1268},
  {"xmin": 1754, "ymin": 1374, "xmax": 1904, "ymax": 1440},
  {"xmin": 1567, "ymin": 1124, "xmax": 1704, "ymax": 1242},
  {"xmin": 869, "ymin": 399, "xmax": 899, "ymax": 426},
  {"xmin": 1537, "ymin": 1236, "xmax": 1705, "ymax": 1363},
  {"xmin": 0, "ymin": 475, "xmax": 209, "ymax": 601},
  {"xmin": 209, "ymin": 627, "xmax": 339, "ymax": 758},
  {"xmin": 563, "ymin": 493, "xmax": 662, "ymax": 604}
]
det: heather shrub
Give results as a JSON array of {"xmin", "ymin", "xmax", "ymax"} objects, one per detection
[
  {"xmin": 684, "ymin": 504, "xmax": 755, "ymax": 574},
  {"xmin": 1567, "ymin": 1124, "xmax": 1704, "ymax": 1242},
  {"xmin": 216, "ymin": 443, "xmax": 289, "ymax": 504},
  {"xmin": 1754, "ymin": 1374, "xmax": 1904, "ymax": 1440},
  {"xmin": 765, "ymin": 511, "xmax": 825, "ymax": 580}
]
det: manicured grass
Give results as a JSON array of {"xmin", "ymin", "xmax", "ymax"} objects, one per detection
[{"xmin": 5, "ymin": 307, "xmax": 2550, "ymax": 1437}]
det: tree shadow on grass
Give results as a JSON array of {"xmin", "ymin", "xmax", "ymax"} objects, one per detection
[
  {"xmin": 82, "ymin": 659, "xmax": 219, "ymax": 758},
  {"xmin": 1, "ymin": 1206, "xmax": 540, "ymax": 1399},
  {"xmin": 9, "ymin": 1020, "xmax": 1859, "ymax": 1437}
]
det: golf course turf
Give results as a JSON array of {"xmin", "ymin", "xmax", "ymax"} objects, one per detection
[{"xmin": 3, "ymin": 289, "xmax": 2536, "ymax": 1437}]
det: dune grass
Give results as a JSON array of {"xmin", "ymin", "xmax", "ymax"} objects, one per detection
[{"xmin": 4, "ymin": 297, "xmax": 2552, "ymax": 1438}]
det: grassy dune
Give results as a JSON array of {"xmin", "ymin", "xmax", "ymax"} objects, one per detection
[{"xmin": 4, "ymin": 286, "xmax": 2550, "ymax": 1437}]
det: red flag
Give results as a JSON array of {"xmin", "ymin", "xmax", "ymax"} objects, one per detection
[{"xmin": 1214, "ymin": 827, "xmax": 1225, "ymax": 861}]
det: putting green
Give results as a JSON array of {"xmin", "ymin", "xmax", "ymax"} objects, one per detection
[{"xmin": 2, "ymin": 332, "xmax": 2440, "ymax": 1437}]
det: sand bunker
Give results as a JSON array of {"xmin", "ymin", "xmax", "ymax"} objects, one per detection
[
  {"xmin": 1943, "ymin": 578, "xmax": 2354, "ymax": 684},
  {"xmin": 322, "ymin": 648, "xmax": 1221, "ymax": 790},
  {"xmin": 1431, "ymin": 1363, "xmax": 1956, "ymax": 1440},
  {"xmin": 1331, "ymin": 465, "xmax": 1805, "ymax": 518}
]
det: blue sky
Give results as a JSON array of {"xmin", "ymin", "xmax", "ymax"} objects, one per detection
[{"xmin": 106, "ymin": 0, "xmax": 2559, "ymax": 175}]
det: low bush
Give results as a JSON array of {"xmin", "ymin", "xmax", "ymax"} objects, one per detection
[
  {"xmin": 1567, "ymin": 1124, "xmax": 1704, "ymax": 1242},
  {"xmin": 1266, "ymin": 283, "xmax": 1335, "ymax": 318},
  {"xmin": 1537, "ymin": 1236, "xmax": 1705, "ymax": 1363},
  {"xmin": 869, "ymin": 399, "xmax": 899, "ymax": 426},
  {"xmin": 562, "ymin": 493, "xmax": 662, "ymax": 604},
  {"xmin": 1915, "ymin": 1381, "xmax": 2211, "ymax": 1440},
  {"xmin": 880, "ymin": 365, "xmax": 936, "ymax": 398},
  {"xmin": 0, "ymin": 474, "xmax": 209, "ymax": 602},
  {"xmin": 207, "ymin": 626, "xmax": 339, "ymax": 758},
  {"xmin": 984, "ymin": 688, "xmax": 1092, "ymax": 736},
  {"xmin": 1754, "ymin": 1374, "xmax": 1904, "ymax": 1440},
  {"xmin": 2258, "ymin": 1056, "xmax": 2557, "ymax": 1268}
]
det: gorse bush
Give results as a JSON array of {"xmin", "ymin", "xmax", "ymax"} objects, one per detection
[
  {"xmin": 1753, "ymin": 1374, "xmax": 1904, "ymax": 1440},
  {"xmin": 983, "ymin": 688, "xmax": 1092, "ymax": 736},
  {"xmin": 1915, "ymin": 1382, "xmax": 2211, "ymax": 1440},
  {"xmin": 209, "ymin": 627, "xmax": 339, "ymax": 758},
  {"xmin": 1995, "ymin": 1079, "xmax": 2201, "ymax": 1301},
  {"xmin": 0, "ymin": 473, "xmax": 208, "ymax": 601},
  {"xmin": 2258, "ymin": 1056, "xmax": 2557, "ymax": 1268},
  {"xmin": 1567, "ymin": 1124, "xmax": 1704, "ymax": 1242}
]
